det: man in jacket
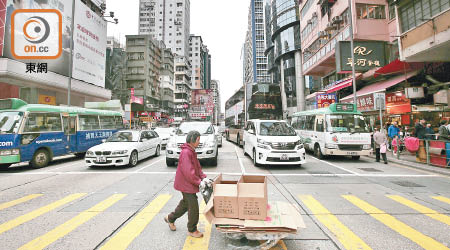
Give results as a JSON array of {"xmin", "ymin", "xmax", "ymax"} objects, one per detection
[
  {"xmin": 414, "ymin": 119, "xmax": 426, "ymax": 139},
  {"xmin": 165, "ymin": 130, "xmax": 209, "ymax": 238},
  {"xmin": 374, "ymin": 128, "xmax": 388, "ymax": 164},
  {"xmin": 438, "ymin": 120, "xmax": 449, "ymax": 141}
]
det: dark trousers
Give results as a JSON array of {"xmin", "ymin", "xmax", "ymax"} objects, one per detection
[
  {"xmin": 168, "ymin": 192, "xmax": 199, "ymax": 233},
  {"xmin": 375, "ymin": 148, "xmax": 387, "ymax": 163}
]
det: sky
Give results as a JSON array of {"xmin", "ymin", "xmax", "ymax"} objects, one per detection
[{"xmin": 105, "ymin": 0, "xmax": 250, "ymax": 113}]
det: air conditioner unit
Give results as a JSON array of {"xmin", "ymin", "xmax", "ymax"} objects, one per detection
[
  {"xmin": 307, "ymin": 19, "xmax": 312, "ymax": 25},
  {"xmin": 332, "ymin": 16, "xmax": 343, "ymax": 24},
  {"xmin": 318, "ymin": 31, "xmax": 328, "ymax": 38}
]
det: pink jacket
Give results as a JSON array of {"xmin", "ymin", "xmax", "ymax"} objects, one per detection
[{"xmin": 174, "ymin": 143, "xmax": 206, "ymax": 194}]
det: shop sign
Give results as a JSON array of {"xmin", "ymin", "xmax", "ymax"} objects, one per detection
[
  {"xmin": 316, "ymin": 93, "xmax": 337, "ymax": 108},
  {"xmin": 405, "ymin": 87, "xmax": 424, "ymax": 98},
  {"xmin": 341, "ymin": 93, "xmax": 377, "ymax": 111},
  {"xmin": 336, "ymin": 41, "xmax": 386, "ymax": 72},
  {"xmin": 386, "ymin": 92, "xmax": 411, "ymax": 114},
  {"xmin": 254, "ymin": 103, "xmax": 276, "ymax": 110},
  {"xmin": 38, "ymin": 95, "xmax": 56, "ymax": 105},
  {"xmin": 140, "ymin": 117, "xmax": 152, "ymax": 122}
]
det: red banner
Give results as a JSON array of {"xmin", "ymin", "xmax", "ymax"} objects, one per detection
[{"xmin": 386, "ymin": 92, "xmax": 411, "ymax": 114}]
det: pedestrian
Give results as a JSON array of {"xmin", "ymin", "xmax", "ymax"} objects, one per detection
[
  {"xmin": 164, "ymin": 130, "xmax": 211, "ymax": 238},
  {"xmin": 425, "ymin": 124, "xmax": 435, "ymax": 140},
  {"xmin": 414, "ymin": 119, "xmax": 426, "ymax": 139},
  {"xmin": 388, "ymin": 122, "xmax": 400, "ymax": 149},
  {"xmin": 392, "ymin": 135, "xmax": 399, "ymax": 155},
  {"xmin": 438, "ymin": 120, "xmax": 450, "ymax": 141},
  {"xmin": 374, "ymin": 128, "xmax": 388, "ymax": 164}
]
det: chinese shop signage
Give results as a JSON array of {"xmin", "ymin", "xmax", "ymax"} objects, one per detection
[
  {"xmin": 341, "ymin": 93, "xmax": 376, "ymax": 111},
  {"xmin": 254, "ymin": 103, "xmax": 276, "ymax": 110},
  {"xmin": 336, "ymin": 41, "xmax": 387, "ymax": 72},
  {"xmin": 386, "ymin": 92, "xmax": 411, "ymax": 114},
  {"xmin": 316, "ymin": 93, "xmax": 337, "ymax": 108}
]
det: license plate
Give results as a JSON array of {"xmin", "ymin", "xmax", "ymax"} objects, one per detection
[
  {"xmin": 280, "ymin": 154, "xmax": 289, "ymax": 161},
  {"xmin": 96, "ymin": 156, "xmax": 106, "ymax": 163},
  {"xmin": 346, "ymin": 152, "xmax": 358, "ymax": 155}
]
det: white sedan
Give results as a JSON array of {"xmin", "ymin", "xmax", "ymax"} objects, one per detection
[{"xmin": 85, "ymin": 130, "xmax": 161, "ymax": 167}]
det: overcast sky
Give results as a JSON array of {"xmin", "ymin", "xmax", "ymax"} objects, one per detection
[{"xmin": 106, "ymin": 0, "xmax": 250, "ymax": 113}]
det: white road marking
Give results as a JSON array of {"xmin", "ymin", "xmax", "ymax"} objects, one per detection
[
  {"xmin": 234, "ymin": 146, "xmax": 246, "ymax": 174},
  {"xmin": 3, "ymin": 171, "xmax": 438, "ymax": 178},
  {"xmin": 133, "ymin": 158, "xmax": 165, "ymax": 172},
  {"xmin": 310, "ymin": 156, "xmax": 360, "ymax": 175}
]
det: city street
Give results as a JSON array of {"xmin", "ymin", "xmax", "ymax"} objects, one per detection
[{"xmin": 1, "ymin": 139, "xmax": 450, "ymax": 250}]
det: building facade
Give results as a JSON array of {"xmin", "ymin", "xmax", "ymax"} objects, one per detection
[
  {"xmin": 243, "ymin": 0, "xmax": 271, "ymax": 85},
  {"xmin": 189, "ymin": 35, "xmax": 206, "ymax": 89},
  {"xmin": 125, "ymin": 35, "xmax": 162, "ymax": 117},
  {"xmin": 138, "ymin": 0, "xmax": 190, "ymax": 57},
  {"xmin": 265, "ymin": 0, "xmax": 305, "ymax": 117},
  {"xmin": 160, "ymin": 46, "xmax": 175, "ymax": 122},
  {"xmin": 174, "ymin": 56, "xmax": 192, "ymax": 121}
]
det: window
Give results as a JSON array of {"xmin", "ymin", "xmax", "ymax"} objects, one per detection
[
  {"xmin": 24, "ymin": 113, "xmax": 62, "ymax": 132},
  {"xmin": 306, "ymin": 115, "xmax": 315, "ymax": 131},
  {"xmin": 388, "ymin": 3, "xmax": 396, "ymax": 20},
  {"xmin": 398, "ymin": 0, "xmax": 450, "ymax": 33},
  {"xmin": 79, "ymin": 115, "xmax": 100, "ymax": 130},
  {"xmin": 356, "ymin": 4, "xmax": 386, "ymax": 19},
  {"xmin": 316, "ymin": 116, "xmax": 324, "ymax": 132},
  {"xmin": 99, "ymin": 116, "xmax": 116, "ymax": 129},
  {"xmin": 301, "ymin": 0, "xmax": 314, "ymax": 19}
]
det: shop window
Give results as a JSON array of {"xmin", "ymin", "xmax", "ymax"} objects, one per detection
[
  {"xmin": 79, "ymin": 115, "xmax": 100, "ymax": 131},
  {"xmin": 24, "ymin": 113, "xmax": 62, "ymax": 132}
]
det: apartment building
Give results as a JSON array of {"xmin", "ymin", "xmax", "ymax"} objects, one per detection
[
  {"xmin": 138, "ymin": 0, "xmax": 190, "ymax": 57},
  {"xmin": 189, "ymin": 35, "xmax": 207, "ymax": 89},
  {"xmin": 173, "ymin": 56, "xmax": 192, "ymax": 121}
]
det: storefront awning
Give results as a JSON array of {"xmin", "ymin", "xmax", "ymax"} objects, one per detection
[
  {"xmin": 340, "ymin": 71, "xmax": 418, "ymax": 101},
  {"xmin": 325, "ymin": 78, "xmax": 353, "ymax": 93},
  {"xmin": 374, "ymin": 59, "xmax": 423, "ymax": 78}
]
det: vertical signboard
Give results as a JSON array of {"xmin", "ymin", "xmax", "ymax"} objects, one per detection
[
  {"xmin": 191, "ymin": 89, "xmax": 214, "ymax": 120},
  {"xmin": 72, "ymin": 0, "xmax": 106, "ymax": 87}
]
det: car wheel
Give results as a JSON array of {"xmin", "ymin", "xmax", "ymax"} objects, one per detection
[
  {"xmin": 128, "ymin": 150, "xmax": 138, "ymax": 167},
  {"xmin": 0, "ymin": 164, "xmax": 11, "ymax": 170},
  {"xmin": 30, "ymin": 149, "xmax": 50, "ymax": 169},
  {"xmin": 209, "ymin": 151, "xmax": 218, "ymax": 166},
  {"xmin": 314, "ymin": 145, "xmax": 324, "ymax": 160},
  {"xmin": 166, "ymin": 158, "xmax": 176, "ymax": 167},
  {"xmin": 252, "ymin": 149, "xmax": 259, "ymax": 167},
  {"xmin": 154, "ymin": 145, "xmax": 160, "ymax": 157},
  {"xmin": 351, "ymin": 156, "xmax": 360, "ymax": 160}
]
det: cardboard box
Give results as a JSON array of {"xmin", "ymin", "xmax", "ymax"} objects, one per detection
[
  {"xmin": 238, "ymin": 175, "xmax": 268, "ymax": 220},
  {"xmin": 213, "ymin": 174, "xmax": 239, "ymax": 218}
]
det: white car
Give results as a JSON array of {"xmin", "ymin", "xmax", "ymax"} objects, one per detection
[
  {"xmin": 85, "ymin": 130, "xmax": 161, "ymax": 167},
  {"xmin": 214, "ymin": 125, "xmax": 223, "ymax": 147},
  {"xmin": 243, "ymin": 119, "xmax": 306, "ymax": 166},
  {"xmin": 153, "ymin": 127, "xmax": 175, "ymax": 148},
  {"xmin": 166, "ymin": 122, "xmax": 218, "ymax": 166}
]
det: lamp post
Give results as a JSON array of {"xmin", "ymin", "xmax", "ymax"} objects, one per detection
[{"xmin": 347, "ymin": 0, "xmax": 358, "ymax": 106}]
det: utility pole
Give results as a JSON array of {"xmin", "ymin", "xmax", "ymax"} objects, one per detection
[
  {"xmin": 67, "ymin": 0, "xmax": 76, "ymax": 106},
  {"xmin": 347, "ymin": 0, "xmax": 357, "ymax": 105}
]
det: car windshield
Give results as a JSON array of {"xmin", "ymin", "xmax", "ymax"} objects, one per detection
[
  {"xmin": 154, "ymin": 128, "xmax": 173, "ymax": 135},
  {"xmin": 0, "ymin": 112, "xmax": 23, "ymax": 134},
  {"xmin": 326, "ymin": 114, "xmax": 369, "ymax": 133},
  {"xmin": 177, "ymin": 123, "xmax": 213, "ymax": 135},
  {"xmin": 259, "ymin": 122, "xmax": 297, "ymax": 136},
  {"xmin": 106, "ymin": 131, "xmax": 139, "ymax": 142}
]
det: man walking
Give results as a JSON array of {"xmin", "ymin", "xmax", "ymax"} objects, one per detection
[
  {"xmin": 164, "ymin": 130, "xmax": 211, "ymax": 238},
  {"xmin": 438, "ymin": 120, "xmax": 449, "ymax": 141},
  {"xmin": 374, "ymin": 128, "xmax": 388, "ymax": 164}
]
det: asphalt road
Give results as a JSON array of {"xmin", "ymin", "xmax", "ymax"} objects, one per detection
[{"xmin": 1, "ymin": 138, "xmax": 450, "ymax": 250}]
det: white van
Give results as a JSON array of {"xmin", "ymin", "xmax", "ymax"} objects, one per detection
[{"xmin": 243, "ymin": 119, "xmax": 306, "ymax": 166}]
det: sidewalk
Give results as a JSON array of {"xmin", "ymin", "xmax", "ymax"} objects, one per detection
[{"xmin": 364, "ymin": 150, "xmax": 450, "ymax": 177}]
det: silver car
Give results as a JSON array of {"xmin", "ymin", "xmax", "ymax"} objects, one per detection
[{"xmin": 214, "ymin": 125, "xmax": 223, "ymax": 147}]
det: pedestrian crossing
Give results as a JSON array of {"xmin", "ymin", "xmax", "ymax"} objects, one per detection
[{"xmin": 0, "ymin": 193, "xmax": 449, "ymax": 249}]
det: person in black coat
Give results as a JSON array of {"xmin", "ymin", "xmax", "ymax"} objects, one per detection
[{"xmin": 415, "ymin": 119, "xmax": 426, "ymax": 139}]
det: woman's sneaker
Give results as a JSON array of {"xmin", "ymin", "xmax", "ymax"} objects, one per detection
[{"xmin": 164, "ymin": 215, "xmax": 176, "ymax": 231}]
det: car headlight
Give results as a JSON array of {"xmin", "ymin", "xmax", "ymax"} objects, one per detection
[
  {"xmin": 297, "ymin": 144, "xmax": 304, "ymax": 150},
  {"xmin": 325, "ymin": 143, "xmax": 338, "ymax": 149},
  {"xmin": 86, "ymin": 151, "xmax": 94, "ymax": 156},
  {"xmin": 257, "ymin": 138, "xmax": 271, "ymax": 145},
  {"xmin": 363, "ymin": 144, "xmax": 371, "ymax": 150},
  {"xmin": 113, "ymin": 150, "xmax": 128, "ymax": 155},
  {"xmin": 257, "ymin": 138, "xmax": 271, "ymax": 150}
]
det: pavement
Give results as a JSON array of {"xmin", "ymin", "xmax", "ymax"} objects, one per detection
[{"xmin": 0, "ymin": 139, "xmax": 450, "ymax": 250}]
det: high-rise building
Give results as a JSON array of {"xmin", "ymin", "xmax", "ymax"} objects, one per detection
[
  {"xmin": 138, "ymin": 0, "xmax": 190, "ymax": 57},
  {"xmin": 243, "ymin": 0, "xmax": 271, "ymax": 85},
  {"xmin": 173, "ymin": 56, "xmax": 192, "ymax": 121},
  {"xmin": 160, "ymin": 46, "xmax": 175, "ymax": 121},
  {"xmin": 189, "ymin": 35, "xmax": 206, "ymax": 89}
]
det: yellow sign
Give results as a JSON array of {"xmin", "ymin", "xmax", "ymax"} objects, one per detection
[
  {"xmin": 140, "ymin": 117, "xmax": 153, "ymax": 122},
  {"xmin": 38, "ymin": 95, "xmax": 56, "ymax": 105}
]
